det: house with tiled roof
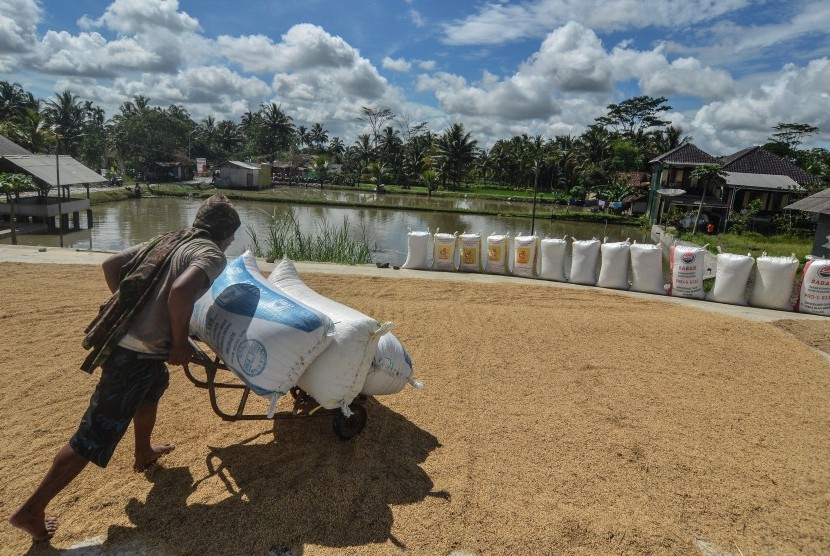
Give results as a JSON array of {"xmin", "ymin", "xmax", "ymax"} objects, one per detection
[{"xmin": 647, "ymin": 143, "xmax": 823, "ymax": 232}]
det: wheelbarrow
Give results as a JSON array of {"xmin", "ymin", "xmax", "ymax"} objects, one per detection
[{"xmin": 183, "ymin": 338, "xmax": 369, "ymax": 440}]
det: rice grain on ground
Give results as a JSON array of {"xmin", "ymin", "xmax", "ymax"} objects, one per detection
[{"xmin": 0, "ymin": 262, "xmax": 828, "ymax": 555}]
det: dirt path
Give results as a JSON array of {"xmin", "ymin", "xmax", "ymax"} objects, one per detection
[{"xmin": 1, "ymin": 262, "xmax": 828, "ymax": 555}]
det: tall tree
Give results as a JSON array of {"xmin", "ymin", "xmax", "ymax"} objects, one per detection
[
  {"xmin": 595, "ymin": 95, "xmax": 672, "ymax": 138},
  {"xmin": 42, "ymin": 90, "xmax": 87, "ymax": 156},
  {"xmin": 0, "ymin": 81, "xmax": 36, "ymax": 122},
  {"xmin": 310, "ymin": 122, "xmax": 328, "ymax": 152},
  {"xmin": 328, "ymin": 136, "xmax": 345, "ymax": 162},
  {"xmin": 353, "ymin": 133, "xmax": 375, "ymax": 172},
  {"xmin": 215, "ymin": 119, "xmax": 242, "ymax": 159},
  {"xmin": 358, "ymin": 105, "xmax": 394, "ymax": 148},
  {"xmin": 259, "ymin": 102, "xmax": 294, "ymax": 158},
  {"xmin": 296, "ymin": 125, "xmax": 310, "ymax": 150},
  {"xmin": 434, "ymin": 123, "xmax": 478, "ymax": 189},
  {"xmin": 15, "ymin": 106, "xmax": 50, "ymax": 153},
  {"xmin": 690, "ymin": 163, "xmax": 726, "ymax": 234},
  {"xmin": 765, "ymin": 122, "xmax": 819, "ymax": 164}
]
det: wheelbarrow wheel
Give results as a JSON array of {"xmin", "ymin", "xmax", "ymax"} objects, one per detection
[{"xmin": 333, "ymin": 404, "xmax": 367, "ymax": 440}]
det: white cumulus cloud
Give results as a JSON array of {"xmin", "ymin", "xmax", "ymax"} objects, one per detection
[
  {"xmin": 383, "ymin": 56, "xmax": 412, "ymax": 72},
  {"xmin": 442, "ymin": 0, "xmax": 750, "ymax": 45},
  {"xmin": 218, "ymin": 24, "xmax": 360, "ymax": 73},
  {"xmin": 78, "ymin": 0, "xmax": 201, "ymax": 35},
  {"xmin": 691, "ymin": 57, "xmax": 830, "ymax": 152},
  {"xmin": 0, "ymin": 0, "xmax": 41, "ymax": 54}
]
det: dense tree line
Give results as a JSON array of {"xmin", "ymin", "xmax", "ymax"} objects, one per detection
[{"xmin": 1, "ymin": 81, "xmax": 828, "ymax": 198}]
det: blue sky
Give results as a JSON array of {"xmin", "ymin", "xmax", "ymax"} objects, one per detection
[{"xmin": 2, "ymin": 0, "xmax": 830, "ymax": 153}]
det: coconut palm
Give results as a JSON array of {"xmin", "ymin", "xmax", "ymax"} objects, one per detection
[
  {"xmin": 328, "ymin": 136, "xmax": 345, "ymax": 162},
  {"xmin": 0, "ymin": 81, "xmax": 36, "ymax": 121},
  {"xmin": 42, "ymin": 90, "xmax": 87, "ymax": 156},
  {"xmin": 310, "ymin": 122, "xmax": 328, "ymax": 152},
  {"xmin": 690, "ymin": 163, "xmax": 727, "ymax": 234},
  {"xmin": 215, "ymin": 119, "xmax": 243, "ymax": 158},
  {"xmin": 353, "ymin": 133, "xmax": 375, "ymax": 171},
  {"xmin": 259, "ymin": 102, "xmax": 294, "ymax": 157},
  {"xmin": 296, "ymin": 125, "xmax": 310, "ymax": 151},
  {"xmin": 15, "ymin": 106, "xmax": 50, "ymax": 152},
  {"xmin": 434, "ymin": 123, "xmax": 478, "ymax": 189}
]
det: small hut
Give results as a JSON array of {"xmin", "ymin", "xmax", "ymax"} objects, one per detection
[{"xmin": 215, "ymin": 161, "xmax": 272, "ymax": 189}]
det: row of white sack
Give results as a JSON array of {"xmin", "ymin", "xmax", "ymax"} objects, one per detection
[
  {"xmin": 400, "ymin": 231, "xmax": 830, "ymax": 316},
  {"xmin": 189, "ymin": 252, "xmax": 420, "ymax": 417}
]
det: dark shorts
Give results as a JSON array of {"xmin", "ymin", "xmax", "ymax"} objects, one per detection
[{"xmin": 70, "ymin": 346, "xmax": 169, "ymax": 468}]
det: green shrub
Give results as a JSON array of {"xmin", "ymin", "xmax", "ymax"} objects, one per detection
[{"xmin": 247, "ymin": 209, "xmax": 372, "ymax": 265}]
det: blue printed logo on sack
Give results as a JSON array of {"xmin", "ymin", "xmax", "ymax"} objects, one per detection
[{"xmin": 236, "ymin": 339, "xmax": 267, "ymax": 376}]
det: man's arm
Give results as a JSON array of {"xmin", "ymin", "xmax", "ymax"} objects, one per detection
[
  {"xmin": 167, "ymin": 265, "xmax": 211, "ymax": 366},
  {"xmin": 102, "ymin": 252, "xmax": 131, "ymax": 293}
]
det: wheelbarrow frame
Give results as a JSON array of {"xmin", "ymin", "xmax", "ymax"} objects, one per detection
[{"xmin": 184, "ymin": 338, "xmax": 368, "ymax": 439}]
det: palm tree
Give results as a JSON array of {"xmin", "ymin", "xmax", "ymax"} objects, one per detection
[
  {"xmin": 353, "ymin": 133, "xmax": 374, "ymax": 172},
  {"xmin": 434, "ymin": 123, "xmax": 478, "ymax": 189},
  {"xmin": 259, "ymin": 102, "xmax": 294, "ymax": 157},
  {"xmin": 310, "ymin": 122, "xmax": 328, "ymax": 152},
  {"xmin": 328, "ymin": 136, "xmax": 345, "ymax": 162},
  {"xmin": 16, "ymin": 106, "xmax": 50, "ymax": 152},
  {"xmin": 42, "ymin": 90, "xmax": 87, "ymax": 156},
  {"xmin": 0, "ymin": 81, "xmax": 35, "ymax": 121},
  {"xmin": 296, "ymin": 125, "xmax": 310, "ymax": 150},
  {"xmin": 367, "ymin": 161, "xmax": 387, "ymax": 188},
  {"xmin": 199, "ymin": 115, "xmax": 217, "ymax": 155},
  {"xmin": 651, "ymin": 125, "xmax": 690, "ymax": 157},
  {"xmin": 574, "ymin": 124, "xmax": 613, "ymax": 189},
  {"xmin": 216, "ymin": 120, "xmax": 242, "ymax": 158},
  {"xmin": 690, "ymin": 163, "xmax": 726, "ymax": 234}
]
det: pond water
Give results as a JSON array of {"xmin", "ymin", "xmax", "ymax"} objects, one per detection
[{"xmin": 3, "ymin": 195, "xmax": 654, "ymax": 267}]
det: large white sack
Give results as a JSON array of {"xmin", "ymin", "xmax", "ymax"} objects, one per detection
[
  {"xmin": 796, "ymin": 258, "xmax": 830, "ymax": 316},
  {"xmin": 630, "ymin": 243, "xmax": 665, "ymax": 295},
  {"xmin": 705, "ymin": 253, "xmax": 754, "ymax": 305},
  {"xmin": 597, "ymin": 240, "xmax": 631, "ymax": 290},
  {"xmin": 267, "ymin": 257, "xmax": 392, "ymax": 413},
  {"xmin": 432, "ymin": 232, "xmax": 458, "ymax": 271},
  {"xmin": 485, "ymin": 234, "xmax": 511, "ymax": 274},
  {"xmin": 190, "ymin": 251, "xmax": 334, "ymax": 416},
  {"xmin": 512, "ymin": 235, "xmax": 539, "ymax": 278},
  {"xmin": 749, "ymin": 254, "xmax": 798, "ymax": 310},
  {"xmin": 401, "ymin": 230, "xmax": 432, "ymax": 270},
  {"xmin": 538, "ymin": 238, "xmax": 567, "ymax": 282},
  {"xmin": 569, "ymin": 239, "xmax": 601, "ymax": 286},
  {"xmin": 458, "ymin": 233, "xmax": 483, "ymax": 273},
  {"xmin": 361, "ymin": 332, "xmax": 422, "ymax": 396},
  {"xmin": 668, "ymin": 245, "xmax": 707, "ymax": 299}
]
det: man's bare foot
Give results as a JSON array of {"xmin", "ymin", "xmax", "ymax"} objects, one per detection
[
  {"xmin": 133, "ymin": 444, "xmax": 175, "ymax": 472},
  {"xmin": 9, "ymin": 509, "xmax": 58, "ymax": 542}
]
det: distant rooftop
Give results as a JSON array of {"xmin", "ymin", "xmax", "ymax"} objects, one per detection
[{"xmin": 0, "ymin": 135, "xmax": 33, "ymax": 156}]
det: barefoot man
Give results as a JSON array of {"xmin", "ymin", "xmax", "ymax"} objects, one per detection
[{"xmin": 9, "ymin": 194, "xmax": 241, "ymax": 543}]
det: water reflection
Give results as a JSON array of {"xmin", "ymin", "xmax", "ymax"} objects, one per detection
[{"xmin": 2, "ymin": 196, "xmax": 653, "ymax": 266}]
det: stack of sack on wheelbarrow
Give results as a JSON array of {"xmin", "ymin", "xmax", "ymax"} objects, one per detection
[{"xmin": 189, "ymin": 251, "xmax": 421, "ymax": 417}]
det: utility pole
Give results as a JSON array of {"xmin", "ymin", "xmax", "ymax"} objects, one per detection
[
  {"xmin": 55, "ymin": 138, "xmax": 64, "ymax": 248},
  {"xmin": 530, "ymin": 166, "xmax": 539, "ymax": 236}
]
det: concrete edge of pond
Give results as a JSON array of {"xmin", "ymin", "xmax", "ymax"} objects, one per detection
[{"xmin": 0, "ymin": 243, "xmax": 826, "ymax": 325}]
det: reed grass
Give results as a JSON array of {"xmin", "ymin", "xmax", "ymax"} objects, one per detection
[{"xmin": 247, "ymin": 209, "xmax": 372, "ymax": 265}]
